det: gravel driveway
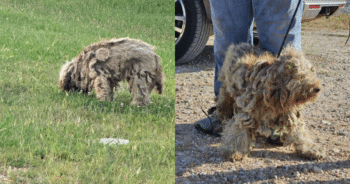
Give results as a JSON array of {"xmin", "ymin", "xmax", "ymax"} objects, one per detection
[{"xmin": 175, "ymin": 25, "xmax": 350, "ymax": 183}]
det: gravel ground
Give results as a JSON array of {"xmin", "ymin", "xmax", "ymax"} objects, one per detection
[{"xmin": 175, "ymin": 25, "xmax": 350, "ymax": 183}]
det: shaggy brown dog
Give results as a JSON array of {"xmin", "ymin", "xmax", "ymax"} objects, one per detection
[
  {"xmin": 215, "ymin": 42, "xmax": 324, "ymax": 161},
  {"xmin": 59, "ymin": 37, "xmax": 163, "ymax": 105}
]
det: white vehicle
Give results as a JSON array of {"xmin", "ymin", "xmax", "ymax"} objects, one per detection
[{"xmin": 175, "ymin": 0, "xmax": 348, "ymax": 65}]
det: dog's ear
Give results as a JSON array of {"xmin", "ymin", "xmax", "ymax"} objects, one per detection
[{"xmin": 265, "ymin": 88, "xmax": 288, "ymax": 108}]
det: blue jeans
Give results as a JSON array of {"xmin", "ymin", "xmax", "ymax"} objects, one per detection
[{"xmin": 210, "ymin": 0, "xmax": 303, "ymax": 97}]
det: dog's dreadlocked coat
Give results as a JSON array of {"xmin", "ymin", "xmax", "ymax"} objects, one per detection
[
  {"xmin": 215, "ymin": 43, "xmax": 324, "ymax": 161},
  {"xmin": 59, "ymin": 37, "xmax": 163, "ymax": 105}
]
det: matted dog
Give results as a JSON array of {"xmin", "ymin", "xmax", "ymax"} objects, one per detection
[
  {"xmin": 215, "ymin": 42, "xmax": 324, "ymax": 161},
  {"xmin": 59, "ymin": 37, "xmax": 163, "ymax": 105}
]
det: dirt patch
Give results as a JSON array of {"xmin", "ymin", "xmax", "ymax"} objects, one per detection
[
  {"xmin": 175, "ymin": 21, "xmax": 350, "ymax": 183},
  {"xmin": 0, "ymin": 165, "xmax": 30, "ymax": 183}
]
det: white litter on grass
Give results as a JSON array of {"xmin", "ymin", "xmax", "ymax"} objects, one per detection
[{"xmin": 93, "ymin": 138, "xmax": 129, "ymax": 145}]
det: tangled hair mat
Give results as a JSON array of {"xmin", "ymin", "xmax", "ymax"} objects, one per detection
[
  {"xmin": 214, "ymin": 42, "xmax": 324, "ymax": 161},
  {"xmin": 59, "ymin": 37, "xmax": 163, "ymax": 105}
]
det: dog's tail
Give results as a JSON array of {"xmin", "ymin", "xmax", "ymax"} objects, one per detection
[{"xmin": 154, "ymin": 54, "xmax": 163, "ymax": 94}]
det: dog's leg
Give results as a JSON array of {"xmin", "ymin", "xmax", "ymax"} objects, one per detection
[
  {"xmin": 93, "ymin": 76, "xmax": 113, "ymax": 101},
  {"xmin": 216, "ymin": 84, "xmax": 235, "ymax": 121},
  {"xmin": 281, "ymin": 113, "xmax": 324, "ymax": 160},
  {"xmin": 127, "ymin": 76, "xmax": 136, "ymax": 95},
  {"xmin": 221, "ymin": 117, "xmax": 251, "ymax": 161},
  {"xmin": 129, "ymin": 75, "xmax": 151, "ymax": 106},
  {"xmin": 209, "ymin": 84, "xmax": 236, "ymax": 134}
]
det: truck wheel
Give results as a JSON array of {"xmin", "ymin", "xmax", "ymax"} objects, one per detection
[{"xmin": 175, "ymin": 0, "xmax": 211, "ymax": 65}]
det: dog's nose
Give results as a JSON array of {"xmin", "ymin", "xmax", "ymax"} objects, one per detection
[{"xmin": 314, "ymin": 88, "xmax": 320, "ymax": 93}]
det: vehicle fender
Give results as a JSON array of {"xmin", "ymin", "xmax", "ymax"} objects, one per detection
[{"xmin": 203, "ymin": 0, "xmax": 212, "ymax": 23}]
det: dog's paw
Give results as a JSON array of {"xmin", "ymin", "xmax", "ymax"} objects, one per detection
[
  {"xmin": 297, "ymin": 146, "xmax": 325, "ymax": 160},
  {"xmin": 213, "ymin": 122, "xmax": 223, "ymax": 135},
  {"xmin": 130, "ymin": 100, "xmax": 149, "ymax": 106},
  {"xmin": 221, "ymin": 146, "xmax": 249, "ymax": 162},
  {"xmin": 222, "ymin": 151, "xmax": 248, "ymax": 162}
]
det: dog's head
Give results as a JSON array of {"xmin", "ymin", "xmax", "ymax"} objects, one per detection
[
  {"xmin": 289, "ymin": 67, "xmax": 321, "ymax": 105},
  {"xmin": 59, "ymin": 60, "xmax": 80, "ymax": 92},
  {"xmin": 266, "ymin": 45, "xmax": 321, "ymax": 112}
]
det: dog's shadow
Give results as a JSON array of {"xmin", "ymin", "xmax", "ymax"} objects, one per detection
[
  {"xmin": 176, "ymin": 123, "xmax": 350, "ymax": 183},
  {"xmin": 177, "ymin": 158, "xmax": 350, "ymax": 183}
]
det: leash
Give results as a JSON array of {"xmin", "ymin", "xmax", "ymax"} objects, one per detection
[
  {"xmin": 345, "ymin": 16, "xmax": 350, "ymax": 45},
  {"xmin": 277, "ymin": 0, "xmax": 302, "ymax": 58}
]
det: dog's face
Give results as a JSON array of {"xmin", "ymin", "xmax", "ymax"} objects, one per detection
[
  {"xmin": 291, "ymin": 69, "xmax": 321, "ymax": 105},
  {"xmin": 263, "ymin": 45, "xmax": 322, "ymax": 113},
  {"xmin": 59, "ymin": 61, "xmax": 79, "ymax": 92},
  {"xmin": 280, "ymin": 48, "xmax": 321, "ymax": 107}
]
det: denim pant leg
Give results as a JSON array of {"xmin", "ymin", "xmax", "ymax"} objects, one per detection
[
  {"xmin": 209, "ymin": 0, "xmax": 254, "ymax": 97},
  {"xmin": 253, "ymin": 0, "xmax": 303, "ymax": 55}
]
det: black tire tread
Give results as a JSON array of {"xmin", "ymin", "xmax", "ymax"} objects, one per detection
[{"xmin": 176, "ymin": 0, "xmax": 211, "ymax": 65}]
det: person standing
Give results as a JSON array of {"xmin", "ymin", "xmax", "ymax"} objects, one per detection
[{"xmin": 195, "ymin": 0, "xmax": 303, "ymax": 140}]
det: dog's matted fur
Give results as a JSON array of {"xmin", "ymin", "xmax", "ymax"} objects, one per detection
[
  {"xmin": 216, "ymin": 42, "xmax": 324, "ymax": 161},
  {"xmin": 59, "ymin": 37, "xmax": 163, "ymax": 105}
]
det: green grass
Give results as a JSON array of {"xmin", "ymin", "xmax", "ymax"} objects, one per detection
[{"xmin": 0, "ymin": 0, "xmax": 174, "ymax": 183}]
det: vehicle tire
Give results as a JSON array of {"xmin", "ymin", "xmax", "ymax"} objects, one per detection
[{"xmin": 175, "ymin": 0, "xmax": 211, "ymax": 65}]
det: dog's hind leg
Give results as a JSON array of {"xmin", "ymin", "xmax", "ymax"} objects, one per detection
[{"xmin": 93, "ymin": 76, "xmax": 114, "ymax": 101}]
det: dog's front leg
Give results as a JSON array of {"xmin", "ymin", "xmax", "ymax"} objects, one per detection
[
  {"xmin": 93, "ymin": 76, "xmax": 113, "ymax": 101},
  {"xmin": 221, "ymin": 118, "xmax": 251, "ymax": 161},
  {"xmin": 281, "ymin": 114, "xmax": 324, "ymax": 160},
  {"xmin": 130, "ymin": 75, "xmax": 151, "ymax": 106},
  {"xmin": 216, "ymin": 84, "xmax": 235, "ymax": 122}
]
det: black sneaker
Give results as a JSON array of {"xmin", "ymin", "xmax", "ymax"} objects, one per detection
[
  {"xmin": 194, "ymin": 114, "xmax": 221, "ymax": 137},
  {"xmin": 194, "ymin": 117, "xmax": 214, "ymax": 134}
]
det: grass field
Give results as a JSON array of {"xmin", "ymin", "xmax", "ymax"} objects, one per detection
[{"xmin": 0, "ymin": 0, "xmax": 174, "ymax": 183}]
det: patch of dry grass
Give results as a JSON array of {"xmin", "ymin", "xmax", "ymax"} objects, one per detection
[
  {"xmin": 253, "ymin": 13, "xmax": 350, "ymax": 32},
  {"xmin": 302, "ymin": 13, "xmax": 350, "ymax": 31}
]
